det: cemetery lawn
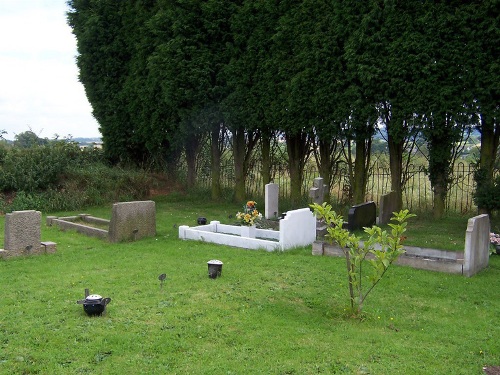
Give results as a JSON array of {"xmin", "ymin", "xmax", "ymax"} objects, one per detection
[{"xmin": 0, "ymin": 196, "xmax": 499, "ymax": 374}]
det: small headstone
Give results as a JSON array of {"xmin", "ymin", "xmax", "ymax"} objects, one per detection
[
  {"xmin": 379, "ymin": 191, "xmax": 400, "ymax": 225},
  {"xmin": 265, "ymin": 183, "xmax": 279, "ymax": 219},
  {"xmin": 346, "ymin": 201, "xmax": 376, "ymax": 231}
]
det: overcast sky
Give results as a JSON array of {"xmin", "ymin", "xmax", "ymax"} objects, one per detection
[{"xmin": 0, "ymin": 0, "xmax": 101, "ymax": 140}]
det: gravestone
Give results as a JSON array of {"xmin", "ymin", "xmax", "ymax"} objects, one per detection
[
  {"xmin": 265, "ymin": 183, "xmax": 279, "ymax": 219},
  {"xmin": 0, "ymin": 210, "xmax": 56, "ymax": 258},
  {"xmin": 463, "ymin": 214, "xmax": 490, "ymax": 277},
  {"xmin": 309, "ymin": 177, "xmax": 328, "ymax": 204},
  {"xmin": 309, "ymin": 177, "xmax": 328, "ymax": 236},
  {"xmin": 108, "ymin": 201, "xmax": 156, "ymax": 242},
  {"xmin": 279, "ymin": 208, "xmax": 317, "ymax": 250},
  {"xmin": 379, "ymin": 191, "xmax": 399, "ymax": 225},
  {"xmin": 346, "ymin": 201, "xmax": 376, "ymax": 231}
]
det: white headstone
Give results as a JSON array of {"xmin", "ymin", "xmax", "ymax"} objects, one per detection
[
  {"xmin": 265, "ymin": 183, "xmax": 279, "ymax": 219},
  {"xmin": 463, "ymin": 214, "xmax": 490, "ymax": 277},
  {"xmin": 279, "ymin": 208, "xmax": 317, "ymax": 250}
]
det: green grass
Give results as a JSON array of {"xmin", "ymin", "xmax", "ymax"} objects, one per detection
[{"xmin": 0, "ymin": 197, "xmax": 499, "ymax": 374}]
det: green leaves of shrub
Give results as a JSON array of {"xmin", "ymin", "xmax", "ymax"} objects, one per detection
[{"xmin": 311, "ymin": 202, "xmax": 415, "ymax": 316}]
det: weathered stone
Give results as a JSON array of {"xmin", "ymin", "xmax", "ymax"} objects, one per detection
[
  {"xmin": 109, "ymin": 201, "xmax": 156, "ymax": 242},
  {"xmin": 4, "ymin": 210, "xmax": 41, "ymax": 254},
  {"xmin": 379, "ymin": 191, "xmax": 399, "ymax": 225}
]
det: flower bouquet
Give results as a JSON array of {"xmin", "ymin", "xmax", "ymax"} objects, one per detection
[
  {"xmin": 236, "ymin": 201, "xmax": 262, "ymax": 226},
  {"xmin": 490, "ymin": 232, "xmax": 500, "ymax": 255}
]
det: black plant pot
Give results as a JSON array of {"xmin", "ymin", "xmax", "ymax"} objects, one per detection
[
  {"xmin": 77, "ymin": 294, "xmax": 111, "ymax": 316},
  {"xmin": 198, "ymin": 217, "xmax": 207, "ymax": 225},
  {"xmin": 207, "ymin": 260, "xmax": 223, "ymax": 279},
  {"xmin": 83, "ymin": 301, "xmax": 106, "ymax": 316}
]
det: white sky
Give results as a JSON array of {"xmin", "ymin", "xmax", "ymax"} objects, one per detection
[{"xmin": 0, "ymin": 0, "xmax": 101, "ymax": 140}]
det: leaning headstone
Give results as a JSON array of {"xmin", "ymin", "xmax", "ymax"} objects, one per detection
[
  {"xmin": 346, "ymin": 201, "xmax": 376, "ymax": 231},
  {"xmin": 108, "ymin": 201, "xmax": 156, "ymax": 242},
  {"xmin": 265, "ymin": 183, "xmax": 279, "ymax": 219},
  {"xmin": 379, "ymin": 191, "xmax": 399, "ymax": 225},
  {"xmin": 463, "ymin": 214, "xmax": 490, "ymax": 277},
  {"xmin": 309, "ymin": 177, "xmax": 328, "ymax": 205}
]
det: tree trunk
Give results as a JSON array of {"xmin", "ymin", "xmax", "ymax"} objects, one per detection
[
  {"xmin": 185, "ymin": 135, "xmax": 199, "ymax": 189},
  {"xmin": 387, "ymin": 130, "xmax": 404, "ymax": 211},
  {"xmin": 210, "ymin": 126, "xmax": 222, "ymax": 200},
  {"xmin": 353, "ymin": 138, "xmax": 371, "ymax": 204},
  {"xmin": 317, "ymin": 139, "xmax": 332, "ymax": 203},
  {"xmin": 260, "ymin": 133, "xmax": 272, "ymax": 195},
  {"xmin": 433, "ymin": 178, "xmax": 447, "ymax": 219},
  {"xmin": 478, "ymin": 114, "xmax": 499, "ymax": 214},
  {"xmin": 286, "ymin": 132, "xmax": 308, "ymax": 206},
  {"xmin": 233, "ymin": 129, "xmax": 246, "ymax": 202}
]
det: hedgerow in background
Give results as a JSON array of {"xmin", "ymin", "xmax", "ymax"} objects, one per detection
[
  {"xmin": 311, "ymin": 202, "xmax": 415, "ymax": 316},
  {"xmin": 0, "ymin": 140, "xmax": 151, "ymax": 212}
]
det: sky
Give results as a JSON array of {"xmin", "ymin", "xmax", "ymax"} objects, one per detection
[{"xmin": 0, "ymin": 0, "xmax": 101, "ymax": 141}]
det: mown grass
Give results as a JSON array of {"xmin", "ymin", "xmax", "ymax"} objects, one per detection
[{"xmin": 0, "ymin": 197, "xmax": 499, "ymax": 374}]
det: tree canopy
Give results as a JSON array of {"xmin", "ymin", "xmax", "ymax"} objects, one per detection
[{"xmin": 67, "ymin": 0, "xmax": 498, "ymax": 214}]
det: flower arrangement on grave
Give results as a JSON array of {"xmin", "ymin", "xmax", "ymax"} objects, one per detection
[
  {"xmin": 236, "ymin": 201, "xmax": 262, "ymax": 226},
  {"xmin": 490, "ymin": 233, "xmax": 500, "ymax": 246}
]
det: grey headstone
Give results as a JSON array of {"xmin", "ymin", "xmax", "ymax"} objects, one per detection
[
  {"xmin": 379, "ymin": 191, "xmax": 399, "ymax": 225},
  {"xmin": 4, "ymin": 210, "xmax": 41, "ymax": 255},
  {"xmin": 309, "ymin": 177, "xmax": 328, "ymax": 205},
  {"xmin": 109, "ymin": 201, "xmax": 156, "ymax": 242}
]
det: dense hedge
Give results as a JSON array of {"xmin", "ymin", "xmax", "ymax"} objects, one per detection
[{"xmin": 0, "ymin": 141, "xmax": 151, "ymax": 213}]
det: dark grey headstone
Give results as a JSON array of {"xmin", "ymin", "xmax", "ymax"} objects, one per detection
[{"xmin": 346, "ymin": 201, "xmax": 376, "ymax": 231}]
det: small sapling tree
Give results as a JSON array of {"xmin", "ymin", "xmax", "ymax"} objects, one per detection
[{"xmin": 311, "ymin": 203, "xmax": 415, "ymax": 316}]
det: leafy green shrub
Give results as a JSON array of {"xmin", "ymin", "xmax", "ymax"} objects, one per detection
[
  {"xmin": 311, "ymin": 202, "xmax": 415, "ymax": 316},
  {"xmin": 0, "ymin": 141, "xmax": 152, "ymax": 212},
  {"xmin": 473, "ymin": 168, "xmax": 500, "ymax": 213},
  {"xmin": 0, "ymin": 141, "xmax": 101, "ymax": 193}
]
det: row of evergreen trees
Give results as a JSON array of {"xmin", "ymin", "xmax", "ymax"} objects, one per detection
[{"xmin": 67, "ymin": 0, "xmax": 498, "ymax": 217}]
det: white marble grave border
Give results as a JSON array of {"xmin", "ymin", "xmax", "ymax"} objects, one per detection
[{"xmin": 179, "ymin": 208, "xmax": 317, "ymax": 251}]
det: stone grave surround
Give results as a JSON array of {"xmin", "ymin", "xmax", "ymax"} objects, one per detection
[
  {"xmin": 48, "ymin": 200, "xmax": 156, "ymax": 243},
  {"xmin": 313, "ymin": 213, "xmax": 490, "ymax": 277},
  {"xmin": 179, "ymin": 207, "xmax": 317, "ymax": 251},
  {"xmin": 0, "ymin": 210, "xmax": 56, "ymax": 258}
]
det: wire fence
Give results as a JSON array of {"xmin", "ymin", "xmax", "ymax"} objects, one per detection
[{"xmin": 195, "ymin": 161, "xmax": 477, "ymax": 214}]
